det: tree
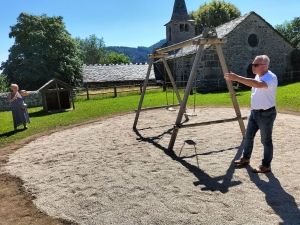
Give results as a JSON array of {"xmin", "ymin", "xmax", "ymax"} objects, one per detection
[
  {"xmin": 76, "ymin": 34, "xmax": 106, "ymax": 65},
  {"xmin": 275, "ymin": 17, "xmax": 300, "ymax": 49},
  {"xmin": 290, "ymin": 49, "xmax": 300, "ymax": 70},
  {"xmin": 0, "ymin": 13, "xmax": 83, "ymax": 90},
  {"xmin": 77, "ymin": 35, "xmax": 132, "ymax": 65},
  {"xmin": 102, "ymin": 51, "xmax": 130, "ymax": 64},
  {"xmin": 189, "ymin": 0, "xmax": 241, "ymax": 35},
  {"xmin": 0, "ymin": 74, "xmax": 9, "ymax": 92}
]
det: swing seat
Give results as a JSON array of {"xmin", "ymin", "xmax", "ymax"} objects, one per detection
[
  {"xmin": 184, "ymin": 112, "xmax": 197, "ymax": 117},
  {"xmin": 166, "ymin": 107, "xmax": 176, "ymax": 111}
]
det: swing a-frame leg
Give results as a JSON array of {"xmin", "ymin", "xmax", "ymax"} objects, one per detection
[
  {"xmin": 166, "ymin": 31, "xmax": 246, "ymax": 151},
  {"xmin": 133, "ymin": 53, "xmax": 188, "ymax": 129}
]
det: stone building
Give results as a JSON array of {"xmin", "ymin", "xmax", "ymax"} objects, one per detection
[
  {"xmin": 83, "ymin": 63, "xmax": 155, "ymax": 88},
  {"xmin": 155, "ymin": 0, "xmax": 295, "ymax": 91},
  {"xmin": 164, "ymin": 0, "xmax": 195, "ymax": 47}
]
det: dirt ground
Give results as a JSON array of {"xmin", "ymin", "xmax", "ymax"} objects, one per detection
[{"xmin": 1, "ymin": 107, "xmax": 300, "ymax": 224}]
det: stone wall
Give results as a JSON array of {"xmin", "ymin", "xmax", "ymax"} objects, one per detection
[
  {"xmin": 222, "ymin": 13, "xmax": 294, "ymax": 78},
  {"xmin": 156, "ymin": 13, "xmax": 295, "ymax": 92},
  {"xmin": 155, "ymin": 48, "xmax": 226, "ymax": 92},
  {"xmin": 0, "ymin": 91, "xmax": 42, "ymax": 111},
  {"xmin": 166, "ymin": 21, "xmax": 195, "ymax": 46}
]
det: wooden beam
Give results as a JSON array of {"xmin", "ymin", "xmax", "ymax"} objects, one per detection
[
  {"xmin": 168, "ymin": 44, "xmax": 205, "ymax": 151},
  {"xmin": 133, "ymin": 58, "xmax": 154, "ymax": 129},
  {"xmin": 134, "ymin": 104, "xmax": 181, "ymax": 112},
  {"xmin": 155, "ymin": 37, "xmax": 227, "ymax": 54},
  {"xmin": 176, "ymin": 116, "xmax": 247, "ymax": 129},
  {"xmin": 215, "ymin": 44, "xmax": 246, "ymax": 137},
  {"xmin": 147, "ymin": 53, "xmax": 169, "ymax": 59},
  {"xmin": 197, "ymin": 38, "xmax": 228, "ymax": 45}
]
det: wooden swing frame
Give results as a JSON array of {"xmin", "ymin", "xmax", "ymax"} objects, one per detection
[
  {"xmin": 133, "ymin": 29, "xmax": 246, "ymax": 151},
  {"xmin": 133, "ymin": 53, "xmax": 189, "ymax": 124}
]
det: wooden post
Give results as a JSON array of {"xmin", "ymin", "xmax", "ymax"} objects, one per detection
[
  {"xmin": 168, "ymin": 44, "xmax": 205, "ymax": 151},
  {"xmin": 215, "ymin": 44, "xmax": 245, "ymax": 136},
  {"xmin": 56, "ymin": 83, "xmax": 61, "ymax": 111},
  {"xmin": 42, "ymin": 92, "xmax": 47, "ymax": 112},
  {"xmin": 71, "ymin": 93, "xmax": 75, "ymax": 110},
  {"xmin": 86, "ymin": 85, "xmax": 90, "ymax": 100},
  {"xmin": 133, "ymin": 58, "xmax": 154, "ymax": 129},
  {"xmin": 140, "ymin": 83, "xmax": 143, "ymax": 95},
  {"xmin": 114, "ymin": 86, "xmax": 117, "ymax": 97}
]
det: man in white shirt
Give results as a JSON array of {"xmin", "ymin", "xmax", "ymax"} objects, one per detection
[{"xmin": 224, "ymin": 55, "xmax": 277, "ymax": 173}]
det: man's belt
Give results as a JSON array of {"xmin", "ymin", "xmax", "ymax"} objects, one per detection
[{"xmin": 253, "ymin": 106, "xmax": 275, "ymax": 112}]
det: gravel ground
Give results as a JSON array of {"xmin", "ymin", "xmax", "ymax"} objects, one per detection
[{"xmin": 4, "ymin": 107, "xmax": 300, "ymax": 224}]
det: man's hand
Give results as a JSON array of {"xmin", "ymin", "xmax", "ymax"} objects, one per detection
[
  {"xmin": 224, "ymin": 71, "xmax": 267, "ymax": 88},
  {"xmin": 224, "ymin": 72, "xmax": 239, "ymax": 81}
]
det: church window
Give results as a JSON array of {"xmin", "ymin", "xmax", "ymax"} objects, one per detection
[
  {"xmin": 180, "ymin": 24, "xmax": 184, "ymax": 32},
  {"xmin": 169, "ymin": 27, "xmax": 172, "ymax": 41},
  {"xmin": 185, "ymin": 24, "xmax": 189, "ymax": 32},
  {"xmin": 248, "ymin": 34, "xmax": 259, "ymax": 47}
]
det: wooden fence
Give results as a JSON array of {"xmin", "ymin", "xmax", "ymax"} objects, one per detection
[
  {"xmin": 74, "ymin": 82, "xmax": 160, "ymax": 100},
  {"xmin": 72, "ymin": 71, "xmax": 300, "ymax": 100}
]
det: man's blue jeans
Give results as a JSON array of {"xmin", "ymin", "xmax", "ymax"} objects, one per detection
[{"xmin": 243, "ymin": 108, "xmax": 277, "ymax": 167}]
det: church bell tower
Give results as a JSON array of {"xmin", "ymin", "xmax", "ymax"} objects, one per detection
[{"xmin": 165, "ymin": 0, "xmax": 195, "ymax": 46}]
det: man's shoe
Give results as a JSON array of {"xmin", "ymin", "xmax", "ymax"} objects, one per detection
[
  {"xmin": 234, "ymin": 157, "xmax": 250, "ymax": 165},
  {"xmin": 252, "ymin": 165, "xmax": 271, "ymax": 173}
]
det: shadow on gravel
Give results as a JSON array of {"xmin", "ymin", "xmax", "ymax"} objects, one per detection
[
  {"xmin": 134, "ymin": 128, "xmax": 244, "ymax": 194},
  {"xmin": 247, "ymin": 167, "xmax": 300, "ymax": 224}
]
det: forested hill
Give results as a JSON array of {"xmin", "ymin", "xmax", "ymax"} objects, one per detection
[{"xmin": 107, "ymin": 39, "xmax": 166, "ymax": 63}]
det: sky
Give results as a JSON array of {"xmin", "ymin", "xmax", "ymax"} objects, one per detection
[{"xmin": 0, "ymin": 0, "xmax": 300, "ymax": 67}]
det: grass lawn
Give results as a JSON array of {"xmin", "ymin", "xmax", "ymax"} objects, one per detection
[{"xmin": 1, "ymin": 82, "xmax": 299, "ymax": 148}]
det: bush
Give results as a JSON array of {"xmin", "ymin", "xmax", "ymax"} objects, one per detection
[{"xmin": 290, "ymin": 49, "xmax": 300, "ymax": 70}]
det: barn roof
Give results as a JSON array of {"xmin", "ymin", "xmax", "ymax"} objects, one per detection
[
  {"xmin": 82, "ymin": 64, "xmax": 155, "ymax": 83},
  {"xmin": 162, "ymin": 11, "xmax": 293, "ymax": 59}
]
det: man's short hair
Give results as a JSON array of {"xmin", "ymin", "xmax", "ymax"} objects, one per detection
[{"xmin": 255, "ymin": 55, "xmax": 270, "ymax": 67}]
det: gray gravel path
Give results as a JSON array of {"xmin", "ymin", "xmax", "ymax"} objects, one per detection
[{"xmin": 4, "ymin": 107, "xmax": 300, "ymax": 224}]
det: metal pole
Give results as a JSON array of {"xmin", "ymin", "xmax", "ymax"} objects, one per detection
[
  {"xmin": 215, "ymin": 44, "xmax": 246, "ymax": 136},
  {"xmin": 168, "ymin": 44, "xmax": 205, "ymax": 151},
  {"xmin": 133, "ymin": 58, "xmax": 154, "ymax": 129},
  {"xmin": 162, "ymin": 58, "xmax": 189, "ymax": 121}
]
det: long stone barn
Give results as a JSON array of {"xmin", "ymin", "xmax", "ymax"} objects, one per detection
[
  {"xmin": 154, "ymin": 8, "xmax": 295, "ymax": 92},
  {"xmin": 82, "ymin": 63, "xmax": 156, "ymax": 88}
]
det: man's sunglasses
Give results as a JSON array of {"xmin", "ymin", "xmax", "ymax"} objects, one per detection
[{"xmin": 251, "ymin": 64, "xmax": 266, "ymax": 67}]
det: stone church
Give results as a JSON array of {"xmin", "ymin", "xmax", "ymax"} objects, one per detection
[{"xmin": 155, "ymin": 0, "xmax": 295, "ymax": 91}]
